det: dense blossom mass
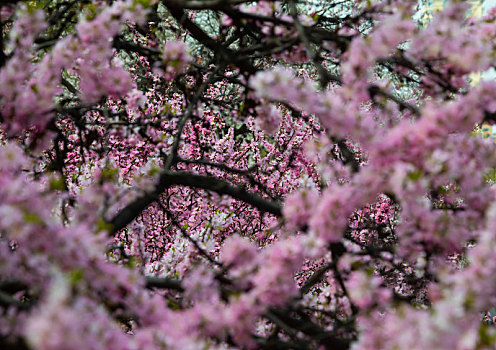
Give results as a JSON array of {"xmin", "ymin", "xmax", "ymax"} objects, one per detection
[{"xmin": 3, "ymin": 0, "xmax": 496, "ymax": 349}]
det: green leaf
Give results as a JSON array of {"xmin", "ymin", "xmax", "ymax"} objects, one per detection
[
  {"xmin": 68, "ymin": 269, "xmax": 84, "ymax": 284},
  {"xmin": 24, "ymin": 213, "xmax": 43, "ymax": 225},
  {"xmin": 408, "ymin": 170, "xmax": 423, "ymax": 181},
  {"xmin": 97, "ymin": 218, "xmax": 113, "ymax": 233},
  {"xmin": 49, "ymin": 177, "xmax": 66, "ymax": 191},
  {"xmin": 484, "ymin": 168, "xmax": 496, "ymax": 183},
  {"xmin": 101, "ymin": 167, "xmax": 119, "ymax": 182}
]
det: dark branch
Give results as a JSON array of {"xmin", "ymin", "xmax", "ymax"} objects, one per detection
[
  {"xmin": 145, "ymin": 276, "xmax": 184, "ymax": 292},
  {"xmin": 109, "ymin": 171, "xmax": 282, "ymax": 234}
]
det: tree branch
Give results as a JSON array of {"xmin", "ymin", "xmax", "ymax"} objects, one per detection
[
  {"xmin": 145, "ymin": 276, "xmax": 184, "ymax": 292},
  {"xmin": 109, "ymin": 171, "xmax": 282, "ymax": 235}
]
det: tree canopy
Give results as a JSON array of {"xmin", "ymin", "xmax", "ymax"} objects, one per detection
[{"xmin": 2, "ymin": 0, "xmax": 496, "ymax": 349}]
